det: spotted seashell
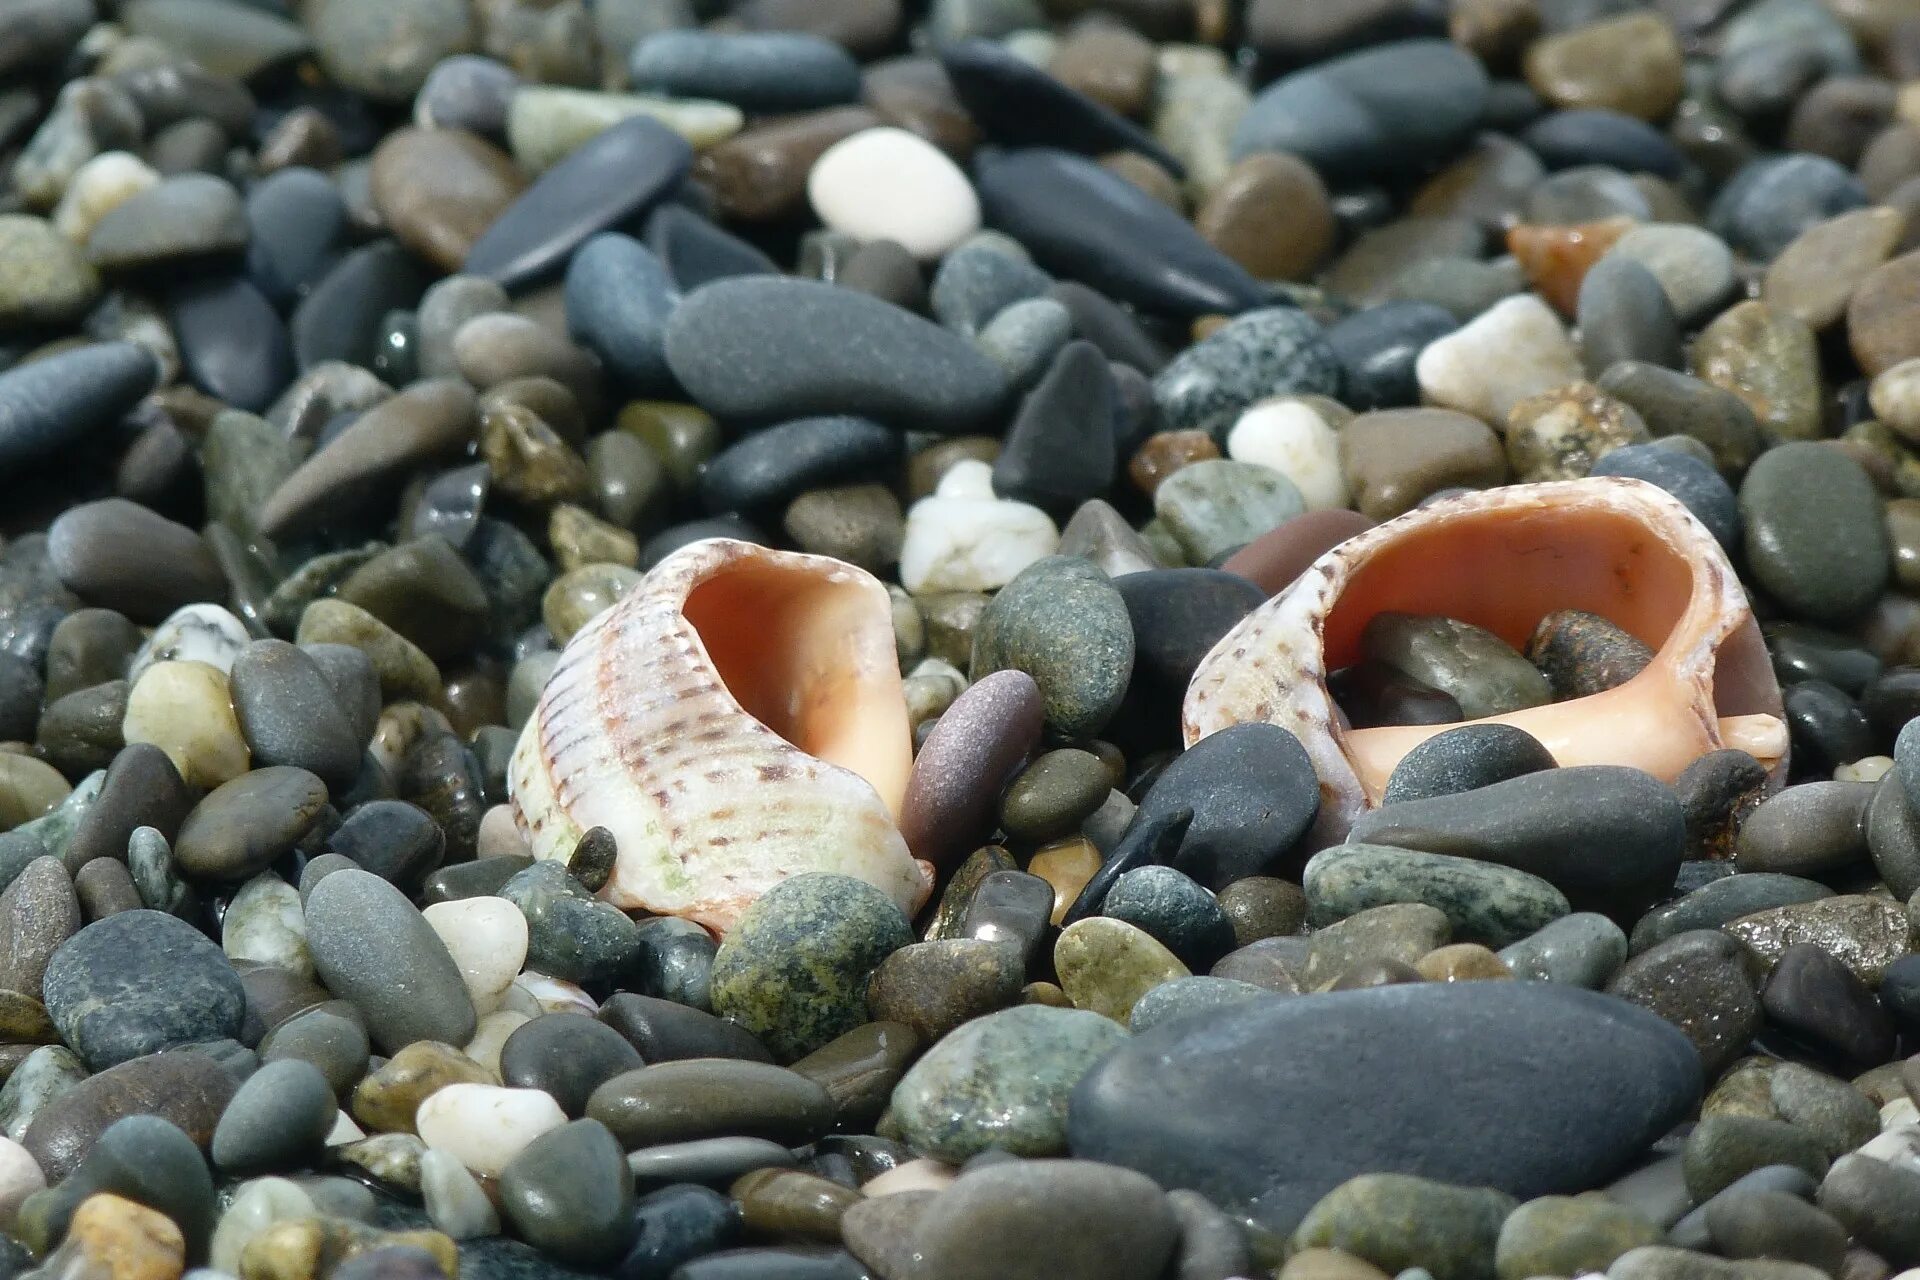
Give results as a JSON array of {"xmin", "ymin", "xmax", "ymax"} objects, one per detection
[
  {"xmin": 510, "ymin": 538, "xmax": 930, "ymax": 934},
  {"xmin": 1183, "ymin": 478, "xmax": 1788, "ymax": 845}
]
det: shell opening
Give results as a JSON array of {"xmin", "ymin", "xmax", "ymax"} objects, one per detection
[{"xmin": 680, "ymin": 556, "xmax": 912, "ymax": 816}]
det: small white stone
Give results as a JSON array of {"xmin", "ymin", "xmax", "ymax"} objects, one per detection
[
  {"xmin": 325, "ymin": 1111, "xmax": 364, "ymax": 1146},
  {"xmin": 808, "ymin": 126, "xmax": 981, "ymax": 261},
  {"xmin": 423, "ymin": 897, "xmax": 528, "ymax": 1016},
  {"xmin": 1861, "ymin": 1118, "xmax": 1920, "ymax": 1174},
  {"xmin": 464, "ymin": 1009, "xmax": 532, "ymax": 1076},
  {"xmin": 210, "ymin": 1177, "xmax": 315, "ymax": 1276},
  {"xmin": 862, "ymin": 1158, "xmax": 957, "ymax": 1197},
  {"xmin": 1414, "ymin": 294, "xmax": 1582, "ymax": 427},
  {"xmin": 51, "ymin": 151, "xmax": 159, "ymax": 245},
  {"xmin": 416, "ymin": 1083, "xmax": 567, "ymax": 1178},
  {"xmin": 476, "ymin": 804, "xmax": 529, "ymax": 859},
  {"xmin": 223, "ymin": 873, "xmax": 312, "ymax": 979},
  {"xmin": 1603, "ymin": 223, "xmax": 1736, "ymax": 325},
  {"xmin": 129, "ymin": 603, "xmax": 251, "ymax": 684},
  {"xmin": 1835, "ymin": 754, "xmax": 1894, "ymax": 783},
  {"xmin": 1871, "ymin": 358, "xmax": 1920, "ymax": 444},
  {"xmin": 516, "ymin": 970, "xmax": 598, "ymax": 1016},
  {"xmin": 900, "ymin": 463, "xmax": 1060, "ymax": 594},
  {"xmin": 421, "ymin": 1147, "xmax": 501, "ymax": 1240},
  {"xmin": 0, "ymin": 1138, "xmax": 44, "ymax": 1229},
  {"xmin": 121, "ymin": 659, "xmax": 251, "ymax": 788},
  {"xmin": 1225, "ymin": 399, "xmax": 1349, "ymax": 511},
  {"xmin": 369, "ymin": 701, "xmax": 457, "ymax": 781}
]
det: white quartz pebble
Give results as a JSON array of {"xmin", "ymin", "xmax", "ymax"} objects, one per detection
[
  {"xmin": 223, "ymin": 873, "xmax": 312, "ymax": 979},
  {"xmin": 210, "ymin": 1178, "xmax": 315, "ymax": 1276},
  {"xmin": 1226, "ymin": 399, "xmax": 1349, "ymax": 511},
  {"xmin": 899, "ymin": 461, "xmax": 1059, "ymax": 594},
  {"xmin": 52, "ymin": 151, "xmax": 159, "ymax": 245},
  {"xmin": 0, "ymin": 1138, "xmax": 43, "ymax": 1229},
  {"xmin": 1414, "ymin": 294, "xmax": 1583, "ymax": 427},
  {"xmin": 464, "ymin": 1010, "xmax": 533, "ymax": 1076},
  {"xmin": 423, "ymin": 897, "xmax": 528, "ymax": 1016},
  {"xmin": 129, "ymin": 603, "xmax": 251, "ymax": 683},
  {"xmin": 808, "ymin": 127, "xmax": 981, "ymax": 261},
  {"xmin": 415, "ymin": 1083, "xmax": 567, "ymax": 1177},
  {"xmin": 421, "ymin": 1147, "xmax": 501, "ymax": 1240}
]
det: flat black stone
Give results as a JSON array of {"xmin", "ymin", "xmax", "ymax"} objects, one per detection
[
  {"xmin": 290, "ymin": 239, "xmax": 432, "ymax": 372},
  {"xmin": 644, "ymin": 203, "xmax": 779, "ymax": 289},
  {"xmin": 168, "ymin": 274, "xmax": 293, "ymax": 413},
  {"xmin": 0, "ymin": 343, "xmax": 158, "ymax": 479},
  {"xmin": 699, "ymin": 416, "xmax": 900, "ymax": 514}
]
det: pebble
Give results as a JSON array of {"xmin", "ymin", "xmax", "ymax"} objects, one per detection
[
  {"xmin": 630, "ymin": 31, "xmax": 860, "ymax": 112},
  {"xmin": 1304, "ymin": 843, "xmax": 1570, "ymax": 949},
  {"xmin": 1294, "ymin": 1173, "xmax": 1513, "ymax": 1280},
  {"xmin": 907, "ymin": 1159, "xmax": 1178, "ymax": 1280},
  {"xmin": 304, "ymin": 868, "xmax": 477, "ymax": 1054},
  {"xmin": 970, "ymin": 556, "xmax": 1131, "ymax": 738},
  {"xmin": 1415, "ymin": 294, "xmax": 1584, "ymax": 425},
  {"xmin": 42, "ymin": 911, "xmax": 244, "ymax": 1070},
  {"xmin": 211, "ymin": 1059, "xmax": 335, "ymax": 1176},
  {"xmin": 415, "ymin": 1083, "xmax": 567, "ymax": 1179},
  {"xmin": 899, "ymin": 460, "xmax": 1059, "ymax": 593},
  {"xmin": 585, "ymin": 1058, "xmax": 833, "ymax": 1149},
  {"xmin": 1071, "ymin": 982, "xmax": 1699, "ymax": 1234},
  {"xmin": 1152, "ymin": 308, "xmax": 1340, "ymax": 439},
  {"xmin": 498, "ymin": 1118, "xmax": 634, "ymax": 1266},
  {"xmin": 172, "ymin": 766, "xmax": 328, "ymax": 881},
  {"xmin": 1605, "ymin": 930, "xmax": 1763, "ymax": 1077},
  {"xmin": 1742, "ymin": 443, "xmax": 1891, "ymax": 622},
  {"xmin": 1721, "ymin": 895, "xmax": 1913, "ymax": 986},
  {"xmin": 1154, "ymin": 460, "xmax": 1306, "ymax": 564},
  {"xmin": 808, "ymin": 127, "xmax": 980, "ymax": 260},
  {"xmin": 1497, "ymin": 912, "xmax": 1628, "ymax": 988},
  {"xmin": 0, "ymin": 344, "xmax": 158, "ymax": 477}
]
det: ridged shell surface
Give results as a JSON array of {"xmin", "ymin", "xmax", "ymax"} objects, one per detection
[{"xmin": 510, "ymin": 538, "xmax": 928, "ymax": 933}]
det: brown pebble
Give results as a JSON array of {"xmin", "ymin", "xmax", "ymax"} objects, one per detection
[
  {"xmin": 368, "ymin": 127, "xmax": 525, "ymax": 273},
  {"xmin": 73, "ymin": 859, "xmax": 141, "ymax": 920},
  {"xmin": 696, "ymin": 107, "xmax": 881, "ymax": 222},
  {"xmin": 897, "ymin": 670, "xmax": 1044, "ymax": 868},
  {"xmin": 1195, "ymin": 152, "xmax": 1335, "ymax": 283},
  {"xmin": 1762, "ymin": 207, "xmax": 1904, "ymax": 330},
  {"xmin": 1449, "ymin": 0, "xmax": 1540, "ymax": 69},
  {"xmin": 24, "ymin": 1049, "xmax": 238, "ymax": 1181},
  {"xmin": 1416, "ymin": 943, "xmax": 1513, "ymax": 982},
  {"xmin": 1129, "ymin": 430, "xmax": 1219, "ymax": 496},
  {"xmin": 1340, "ymin": 409, "xmax": 1508, "ymax": 521},
  {"xmin": 1048, "ymin": 21, "xmax": 1156, "ymax": 118},
  {"xmin": 52, "ymin": 1193, "xmax": 185, "ymax": 1280},
  {"xmin": 1219, "ymin": 510, "xmax": 1373, "ymax": 595},
  {"xmin": 907, "ymin": 437, "xmax": 1000, "ymax": 500},
  {"xmin": 1506, "ymin": 216, "xmax": 1635, "ymax": 316},
  {"xmin": 1027, "ymin": 837, "xmax": 1102, "ymax": 927},
  {"xmin": 1523, "ymin": 12, "xmax": 1684, "ymax": 121},
  {"xmin": 1101, "ymin": 152, "xmax": 1183, "ymax": 211},
  {"xmin": 1527, "ymin": 608, "xmax": 1655, "ymax": 699},
  {"xmin": 1849, "ymin": 249, "xmax": 1920, "ymax": 377},
  {"xmin": 861, "ymin": 56, "xmax": 979, "ymax": 159}
]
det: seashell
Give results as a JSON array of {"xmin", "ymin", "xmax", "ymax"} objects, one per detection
[
  {"xmin": 509, "ymin": 538, "xmax": 930, "ymax": 933},
  {"xmin": 1184, "ymin": 478, "xmax": 1788, "ymax": 845}
]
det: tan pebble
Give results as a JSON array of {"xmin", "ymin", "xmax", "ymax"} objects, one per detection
[
  {"xmin": 1021, "ymin": 980, "xmax": 1071, "ymax": 1008},
  {"xmin": 350, "ymin": 1041, "xmax": 495, "ymax": 1135},
  {"xmin": 0, "ymin": 754, "xmax": 70, "ymax": 831},
  {"xmin": 1523, "ymin": 12, "xmax": 1683, "ymax": 121},
  {"xmin": 1416, "ymin": 943, "xmax": 1514, "ymax": 982},
  {"xmin": 1027, "ymin": 837, "xmax": 1103, "ymax": 925},
  {"xmin": 57, "ymin": 1193, "xmax": 185, "ymax": 1280},
  {"xmin": 1763, "ymin": 206, "xmax": 1904, "ymax": 330},
  {"xmin": 1053, "ymin": 916, "xmax": 1189, "ymax": 1023},
  {"xmin": 1195, "ymin": 152, "xmax": 1334, "ymax": 282},
  {"xmin": 1277, "ymin": 1246, "xmax": 1394, "ymax": 1280},
  {"xmin": 1101, "ymin": 152, "xmax": 1183, "ymax": 211},
  {"xmin": 476, "ymin": 804, "xmax": 530, "ymax": 859},
  {"xmin": 548, "ymin": 503, "xmax": 639, "ymax": 573},
  {"xmin": 121, "ymin": 660, "xmax": 250, "ymax": 789},
  {"xmin": 1129, "ymin": 430, "xmax": 1220, "ymax": 496},
  {"xmin": 863, "ymin": 1157, "xmax": 958, "ymax": 1197}
]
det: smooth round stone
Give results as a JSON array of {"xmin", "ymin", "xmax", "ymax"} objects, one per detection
[
  {"xmin": 421, "ymin": 1147, "xmax": 499, "ymax": 1240},
  {"xmin": 1735, "ymin": 782, "xmax": 1874, "ymax": 876},
  {"xmin": 929, "ymin": 242, "xmax": 1051, "ymax": 335},
  {"xmin": 211, "ymin": 1059, "xmax": 334, "ymax": 1176},
  {"xmin": 1819, "ymin": 1154, "xmax": 1920, "ymax": 1262},
  {"xmin": 630, "ymin": 30, "xmax": 857, "ymax": 111},
  {"xmin": 1074, "ymin": 983, "xmax": 1699, "ymax": 1235},
  {"xmin": 84, "ymin": 174, "xmax": 247, "ymax": 270},
  {"xmin": 1348, "ymin": 766, "xmax": 1685, "ymax": 919},
  {"xmin": 1762, "ymin": 942, "xmax": 1897, "ymax": 1069},
  {"xmin": 172, "ymin": 767, "xmax": 328, "ymax": 883},
  {"xmin": 228, "ymin": 641, "xmax": 363, "ymax": 793},
  {"xmin": 972, "ymin": 147, "xmax": 1264, "ymax": 318},
  {"xmin": 586, "ymin": 1058, "xmax": 832, "ymax": 1149},
  {"xmin": 1591, "ymin": 445, "xmax": 1740, "ymax": 551},
  {"xmin": 998, "ymin": 750, "xmax": 1110, "ymax": 846},
  {"xmin": 710, "ymin": 874, "xmax": 913, "ymax": 1063},
  {"xmin": 1154, "ymin": 461, "xmax": 1306, "ymax": 565},
  {"xmin": 1338, "ymin": 408, "xmax": 1507, "ymax": 521},
  {"xmin": 990, "ymin": 340, "xmax": 1117, "ymax": 513},
  {"xmin": 595, "ymin": 998, "xmax": 759, "ymax": 1070},
  {"xmin": 1741, "ymin": 443, "xmax": 1890, "ymax": 622},
  {"xmin": 259, "ymin": 1001, "xmax": 368, "ymax": 1099},
  {"xmin": 1305, "ymin": 844, "xmax": 1570, "ymax": 950},
  {"xmin": 1496, "ymin": 1193, "xmax": 1662, "ymax": 1279},
  {"xmin": 1325, "ymin": 302, "xmax": 1458, "ymax": 413},
  {"xmin": 1605, "ymin": 930, "xmax": 1762, "ymax": 1076},
  {"xmin": 890, "ymin": 1004, "xmax": 1126, "ymax": 1161},
  {"xmin": 1152, "ymin": 308, "xmax": 1340, "ymax": 439},
  {"xmin": 346, "ymin": 1039, "xmax": 490, "ymax": 1133},
  {"xmin": 325, "ymin": 801, "xmax": 445, "ymax": 890},
  {"xmin": 367, "ymin": 128, "xmax": 523, "ymax": 274},
  {"xmin": 970, "ymin": 556, "xmax": 1132, "ymax": 739},
  {"xmin": 1196, "ymin": 152, "xmax": 1335, "ymax": 283},
  {"xmin": 1230, "ymin": 39, "xmax": 1489, "ymax": 180},
  {"xmin": 1291, "ymin": 1173, "xmax": 1514, "ymax": 1279},
  {"xmin": 305, "ymin": 869, "xmax": 476, "ymax": 1055},
  {"xmin": 1710, "ymin": 154, "xmax": 1867, "ymax": 262},
  {"xmin": 497, "ymin": 1118, "xmax": 634, "ymax": 1267},
  {"xmin": 644, "ymin": 204, "xmax": 779, "ymax": 288},
  {"xmin": 1596, "ymin": 362, "xmax": 1762, "ymax": 475},
  {"xmin": 1764, "ymin": 206, "xmax": 1904, "ymax": 331},
  {"xmin": 1693, "ymin": 300, "xmax": 1822, "ymax": 444},
  {"xmin": 1381, "ymin": 724, "xmax": 1557, "ymax": 805},
  {"xmin": 1134, "ymin": 722, "xmax": 1320, "ymax": 889},
  {"xmin": 1053, "ymin": 917, "xmax": 1188, "ymax": 1023},
  {"xmin": 1224, "ymin": 400, "xmax": 1348, "ymax": 513},
  {"xmin": 563, "ymin": 234, "xmax": 678, "ymax": 393},
  {"xmin": 42, "ymin": 911, "xmax": 244, "ymax": 1071},
  {"xmin": 499, "ymin": 859, "xmax": 640, "ymax": 984},
  {"xmin": 1111, "ymin": 569, "xmax": 1265, "ymax": 720},
  {"xmin": 1722, "ymin": 894, "xmax": 1911, "ymax": 986},
  {"xmin": 1127, "ymin": 975, "xmax": 1274, "ymax": 1033},
  {"xmin": 898, "ymin": 671, "xmax": 1042, "ymax": 867},
  {"xmin": 416, "ymin": 1083, "xmax": 567, "ymax": 1179},
  {"xmin": 223, "ymin": 875, "xmax": 312, "ymax": 979},
  {"xmin": 0, "ymin": 215, "xmax": 98, "ymax": 328},
  {"xmin": 664, "ymin": 276, "xmax": 1005, "ymax": 433},
  {"xmin": 699, "ymin": 416, "xmax": 898, "ymax": 514},
  {"xmin": 414, "ymin": 55, "xmax": 518, "ymax": 134},
  {"xmin": 1214, "ymin": 878, "xmax": 1307, "ymax": 950},
  {"xmin": 310, "ymin": 0, "xmax": 471, "ymax": 101},
  {"xmin": 1521, "ymin": 108, "xmax": 1686, "ymax": 177},
  {"xmin": 618, "ymin": 1183, "xmax": 740, "ymax": 1278},
  {"xmin": 907, "ymin": 1159, "xmax": 1177, "ymax": 1280},
  {"xmin": 1684, "ymin": 1116, "xmax": 1831, "ymax": 1203},
  {"xmin": 1577, "ymin": 253, "xmax": 1682, "ymax": 377},
  {"xmin": 1496, "ymin": 913, "xmax": 1628, "ymax": 988},
  {"xmin": 807, "ymin": 127, "xmax": 979, "ymax": 261},
  {"xmin": 1414, "ymin": 294, "xmax": 1583, "ymax": 425},
  {"xmin": 466, "ymin": 115, "xmax": 693, "ymax": 290},
  {"xmin": 1099, "ymin": 867, "xmax": 1235, "ymax": 971},
  {"xmin": 0, "ymin": 858, "xmax": 79, "ymax": 1001},
  {"xmin": 46, "ymin": 500, "xmax": 222, "ymax": 627},
  {"xmin": 1363, "ymin": 612, "xmax": 1549, "ymax": 721},
  {"xmin": 1849, "ymin": 250, "xmax": 1920, "ymax": 378},
  {"xmin": 418, "ymin": 896, "xmax": 523, "ymax": 1017},
  {"xmin": 498, "ymin": 1014, "xmax": 642, "ymax": 1118},
  {"xmin": 866, "ymin": 938, "xmax": 1022, "ymax": 1044},
  {"xmin": 1629, "ymin": 874, "xmax": 1831, "ymax": 954}
]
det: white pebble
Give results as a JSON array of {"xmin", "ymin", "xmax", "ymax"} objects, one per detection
[
  {"xmin": 423, "ymin": 897, "xmax": 528, "ymax": 1016},
  {"xmin": 421, "ymin": 1147, "xmax": 501, "ymax": 1240},
  {"xmin": 1860, "ymin": 1119, "xmax": 1920, "ymax": 1174},
  {"xmin": 862, "ymin": 1158, "xmax": 957, "ymax": 1197},
  {"xmin": 1871, "ymin": 358, "xmax": 1920, "ymax": 444},
  {"xmin": 1835, "ymin": 755, "xmax": 1894, "ymax": 783},
  {"xmin": 808, "ymin": 126, "xmax": 980, "ymax": 261},
  {"xmin": 1225, "ymin": 399, "xmax": 1349, "ymax": 511},
  {"xmin": 517, "ymin": 970, "xmax": 598, "ymax": 1016},
  {"xmin": 900, "ymin": 462, "xmax": 1059, "ymax": 594},
  {"xmin": 128, "ymin": 603, "xmax": 251, "ymax": 684},
  {"xmin": 476, "ymin": 804, "xmax": 530, "ymax": 859},
  {"xmin": 464, "ymin": 1009, "xmax": 533, "ymax": 1076},
  {"xmin": 416, "ymin": 1083, "xmax": 567, "ymax": 1177},
  {"xmin": 1414, "ymin": 294, "xmax": 1582, "ymax": 427},
  {"xmin": 0, "ymin": 1138, "xmax": 43, "ymax": 1229},
  {"xmin": 222, "ymin": 873, "xmax": 312, "ymax": 979},
  {"xmin": 51, "ymin": 151, "xmax": 159, "ymax": 244},
  {"xmin": 210, "ymin": 1177, "xmax": 314, "ymax": 1276},
  {"xmin": 325, "ymin": 1111, "xmax": 364, "ymax": 1146},
  {"xmin": 121, "ymin": 660, "xmax": 250, "ymax": 788}
]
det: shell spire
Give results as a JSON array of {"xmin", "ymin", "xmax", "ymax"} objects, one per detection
[{"xmin": 510, "ymin": 538, "xmax": 932, "ymax": 933}]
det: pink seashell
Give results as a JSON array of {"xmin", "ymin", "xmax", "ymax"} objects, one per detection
[
  {"xmin": 1184, "ymin": 478, "xmax": 1788, "ymax": 845},
  {"xmin": 510, "ymin": 538, "xmax": 931, "ymax": 934}
]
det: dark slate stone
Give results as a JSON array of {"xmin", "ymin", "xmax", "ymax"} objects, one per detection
[
  {"xmin": 465, "ymin": 116, "xmax": 693, "ymax": 291},
  {"xmin": 1520, "ymin": 109, "xmax": 1687, "ymax": 178},
  {"xmin": 1709, "ymin": 154, "xmax": 1869, "ymax": 261},
  {"xmin": 1380, "ymin": 724, "xmax": 1558, "ymax": 805},
  {"xmin": 698, "ymin": 416, "xmax": 900, "ymax": 514},
  {"xmin": 0, "ymin": 343, "xmax": 158, "ymax": 478},
  {"xmin": 1133, "ymin": 723, "xmax": 1320, "ymax": 888},
  {"xmin": 564, "ymin": 233, "xmax": 679, "ymax": 393},
  {"xmin": 167, "ymin": 274, "xmax": 294, "ymax": 413},
  {"xmin": 941, "ymin": 39, "xmax": 1185, "ymax": 177},
  {"xmin": 644, "ymin": 204, "xmax": 779, "ymax": 290},
  {"xmin": 990, "ymin": 340, "xmax": 1117, "ymax": 516},
  {"xmin": 42, "ymin": 910, "xmax": 246, "ymax": 1070},
  {"xmin": 662, "ymin": 276, "xmax": 1006, "ymax": 432},
  {"xmin": 1112, "ymin": 569, "xmax": 1265, "ymax": 720},
  {"xmin": 1591, "ymin": 445, "xmax": 1741, "ymax": 551},
  {"xmin": 974, "ymin": 148, "xmax": 1266, "ymax": 318},
  {"xmin": 1070, "ymin": 981, "xmax": 1699, "ymax": 1234},
  {"xmin": 1323, "ymin": 301, "xmax": 1457, "ymax": 411},
  {"xmin": 1346, "ymin": 765, "xmax": 1686, "ymax": 918},
  {"xmin": 628, "ymin": 30, "xmax": 860, "ymax": 113},
  {"xmin": 289, "ymin": 239, "xmax": 432, "ymax": 372}
]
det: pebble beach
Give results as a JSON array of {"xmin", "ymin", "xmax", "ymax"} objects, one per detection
[{"xmin": 7, "ymin": 0, "xmax": 1920, "ymax": 1279}]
